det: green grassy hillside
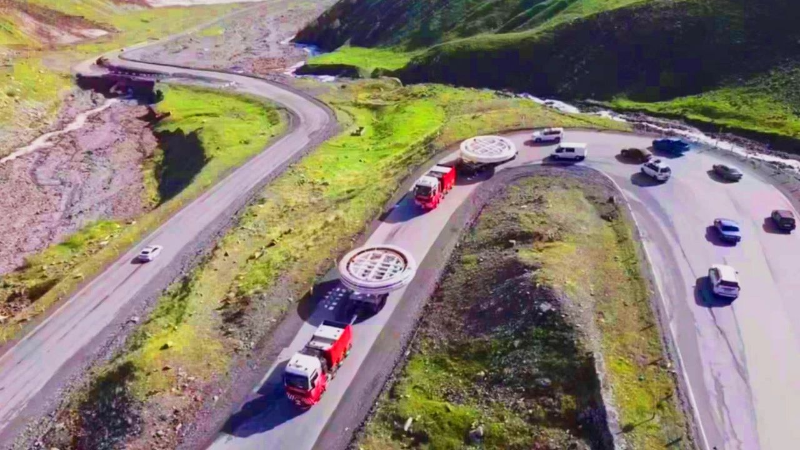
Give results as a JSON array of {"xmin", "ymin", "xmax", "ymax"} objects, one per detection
[
  {"xmin": 300, "ymin": 0, "xmax": 800, "ymax": 145},
  {"xmin": 297, "ymin": 0, "xmax": 649, "ymax": 50}
]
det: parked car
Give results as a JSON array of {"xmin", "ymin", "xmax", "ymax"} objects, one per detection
[
  {"xmin": 770, "ymin": 209, "xmax": 797, "ymax": 232},
  {"xmin": 653, "ymin": 138, "xmax": 690, "ymax": 155},
  {"xmin": 551, "ymin": 142, "xmax": 587, "ymax": 161},
  {"xmin": 713, "ymin": 218, "xmax": 742, "ymax": 243},
  {"xmin": 641, "ymin": 159, "xmax": 671, "ymax": 181},
  {"xmin": 532, "ymin": 127, "xmax": 564, "ymax": 143},
  {"xmin": 620, "ymin": 147, "xmax": 652, "ymax": 163},
  {"xmin": 708, "ymin": 264, "xmax": 740, "ymax": 299},
  {"xmin": 137, "ymin": 245, "xmax": 163, "ymax": 262},
  {"xmin": 713, "ymin": 164, "xmax": 743, "ymax": 181}
]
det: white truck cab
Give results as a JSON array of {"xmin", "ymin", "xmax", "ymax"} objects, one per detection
[
  {"xmin": 552, "ymin": 142, "xmax": 587, "ymax": 161},
  {"xmin": 285, "ymin": 353, "xmax": 322, "ymax": 391},
  {"xmin": 641, "ymin": 159, "xmax": 672, "ymax": 181}
]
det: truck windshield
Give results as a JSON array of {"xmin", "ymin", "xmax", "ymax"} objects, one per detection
[
  {"xmin": 721, "ymin": 225, "xmax": 739, "ymax": 232},
  {"xmin": 415, "ymin": 185, "xmax": 432, "ymax": 197},
  {"xmin": 284, "ymin": 373, "xmax": 310, "ymax": 390},
  {"xmin": 720, "ymin": 280, "xmax": 739, "ymax": 288}
]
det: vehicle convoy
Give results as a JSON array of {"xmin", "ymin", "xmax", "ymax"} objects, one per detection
[
  {"xmin": 284, "ymin": 320, "xmax": 353, "ymax": 407},
  {"xmin": 532, "ymin": 127, "xmax": 564, "ymax": 143},
  {"xmin": 714, "ymin": 218, "xmax": 742, "ymax": 243},
  {"xmin": 653, "ymin": 138, "xmax": 691, "ymax": 155},
  {"xmin": 641, "ymin": 159, "xmax": 671, "ymax": 181},
  {"xmin": 620, "ymin": 147, "xmax": 652, "ymax": 162},
  {"xmin": 413, "ymin": 165, "xmax": 456, "ymax": 210},
  {"xmin": 551, "ymin": 142, "xmax": 588, "ymax": 161},
  {"xmin": 713, "ymin": 164, "xmax": 744, "ymax": 182},
  {"xmin": 708, "ymin": 264, "xmax": 741, "ymax": 299},
  {"xmin": 458, "ymin": 135, "xmax": 518, "ymax": 173},
  {"xmin": 771, "ymin": 209, "xmax": 797, "ymax": 232}
]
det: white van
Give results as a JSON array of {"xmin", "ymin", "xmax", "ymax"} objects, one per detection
[{"xmin": 551, "ymin": 142, "xmax": 587, "ymax": 161}]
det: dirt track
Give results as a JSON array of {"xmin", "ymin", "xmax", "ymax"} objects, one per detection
[{"xmin": 0, "ymin": 98, "xmax": 155, "ymax": 274}]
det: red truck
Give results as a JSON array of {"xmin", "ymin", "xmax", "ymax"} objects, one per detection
[
  {"xmin": 413, "ymin": 165, "xmax": 457, "ymax": 210},
  {"xmin": 284, "ymin": 320, "xmax": 353, "ymax": 407}
]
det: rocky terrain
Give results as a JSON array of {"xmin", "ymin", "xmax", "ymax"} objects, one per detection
[
  {"xmin": 132, "ymin": 0, "xmax": 336, "ymax": 78},
  {"xmin": 0, "ymin": 93, "xmax": 156, "ymax": 273}
]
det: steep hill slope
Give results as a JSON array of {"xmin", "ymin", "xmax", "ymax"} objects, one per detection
[
  {"xmin": 299, "ymin": 0, "xmax": 800, "ymax": 145},
  {"xmin": 297, "ymin": 0, "xmax": 648, "ymax": 50}
]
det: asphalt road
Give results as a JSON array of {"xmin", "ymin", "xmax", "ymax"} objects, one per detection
[
  {"xmin": 0, "ymin": 52, "xmax": 334, "ymax": 443},
  {"xmin": 212, "ymin": 130, "xmax": 800, "ymax": 450}
]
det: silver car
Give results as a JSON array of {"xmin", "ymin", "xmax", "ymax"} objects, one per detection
[{"xmin": 137, "ymin": 245, "xmax": 163, "ymax": 262}]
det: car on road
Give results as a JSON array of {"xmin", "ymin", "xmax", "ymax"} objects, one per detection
[
  {"xmin": 551, "ymin": 142, "xmax": 587, "ymax": 161},
  {"xmin": 770, "ymin": 209, "xmax": 796, "ymax": 232},
  {"xmin": 136, "ymin": 245, "xmax": 162, "ymax": 262},
  {"xmin": 653, "ymin": 138, "xmax": 690, "ymax": 155},
  {"xmin": 708, "ymin": 264, "xmax": 740, "ymax": 299},
  {"xmin": 713, "ymin": 164, "xmax": 743, "ymax": 181},
  {"xmin": 620, "ymin": 147, "xmax": 652, "ymax": 162},
  {"xmin": 641, "ymin": 159, "xmax": 671, "ymax": 181},
  {"xmin": 532, "ymin": 127, "xmax": 564, "ymax": 143},
  {"xmin": 713, "ymin": 218, "xmax": 742, "ymax": 243}
]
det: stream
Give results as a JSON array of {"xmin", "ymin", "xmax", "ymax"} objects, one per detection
[
  {"xmin": 518, "ymin": 93, "xmax": 800, "ymax": 175},
  {"xmin": 1, "ymin": 99, "xmax": 119, "ymax": 165}
]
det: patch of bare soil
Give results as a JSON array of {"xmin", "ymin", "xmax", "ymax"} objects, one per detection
[
  {"xmin": 132, "ymin": 0, "xmax": 336, "ymax": 76},
  {"xmin": 0, "ymin": 98, "xmax": 157, "ymax": 274}
]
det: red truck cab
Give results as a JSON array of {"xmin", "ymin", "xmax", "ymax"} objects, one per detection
[
  {"xmin": 413, "ymin": 165, "xmax": 456, "ymax": 210},
  {"xmin": 284, "ymin": 320, "xmax": 353, "ymax": 407}
]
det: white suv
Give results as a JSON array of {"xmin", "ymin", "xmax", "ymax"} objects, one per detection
[
  {"xmin": 708, "ymin": 264, "xmax": 740, "ymax": 299},
  {"xmin": 641, "ymin": 159, "xmax": 671, "ymax": 181},
  {"xmin": 532, "ymin": 127, "xmax": 564, "ymax": 143}
]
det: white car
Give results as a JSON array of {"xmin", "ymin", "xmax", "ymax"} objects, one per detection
[
  {"xmin": 641, "ymin": 159, "xmax": 672, "ymax": 181},
  {"xmin": 137, "ymin": 245, "xmax": 163, "ymax": 262},
  {"xmin": 551, "ymin": 142, "xmax": 587, "ymax": 161},
  {"xmin": 708, "ymin": 264, "xmax": 740, "ymax": 299},
  {"xmin": 532, "ymin": 127, "xmax": 564, "ymax": 143}
]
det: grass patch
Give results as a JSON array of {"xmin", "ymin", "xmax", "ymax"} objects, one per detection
[
  {"xmin": 360, "ymin": 174, "xmax": 689, "ymax": 449},
  {"xmin": 307, "ymin": 46, "xmax": 419, "ymax": 75},
  {"xmin": 0, "ymin": 1, "xmax": 241, "ymax": 157},
  {"xmin": 523, "ymin": 177, "xmax": 687, "ymax": 448},
  {"xmin": 51, "ymin": 80, "xmax": 627, "ymax": 445},
  {"xmin": 0, "ymin": 85, "xmax": 285, "ymax": 342},
  {"xmin": 610, "ymin": 72, "xmax": 800, "ymax": 140}
]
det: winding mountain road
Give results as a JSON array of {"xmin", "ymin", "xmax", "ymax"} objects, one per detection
[
  {"xmin": 0, "ymin": 48, "xmax": 335, "ymax": 444},
  {"xmin": 212, "ymin": 131, "xmax": 800, "ymax": 450}
]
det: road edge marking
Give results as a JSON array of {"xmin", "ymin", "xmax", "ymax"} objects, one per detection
[{"xmin": 596, "ymin": 171, "xmax": 712, "ymax": 450}]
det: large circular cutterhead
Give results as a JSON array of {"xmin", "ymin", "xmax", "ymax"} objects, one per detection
[
  {"xmin": 338, "ymin": 245, "xmax": 416, "ymax": 295},
  {"xmin": 460, "ymin": 135, "xmax": 517, "ymax": 165}
]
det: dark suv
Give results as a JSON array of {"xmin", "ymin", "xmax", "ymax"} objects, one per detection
[{"xmin": 771, "ymin": 210, "xmax": 796, "ymax": 232}]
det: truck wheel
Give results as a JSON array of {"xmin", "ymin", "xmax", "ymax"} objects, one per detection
[{"xmin": 345, "ymin": 343, "xmax": 352, "ymax": 357}]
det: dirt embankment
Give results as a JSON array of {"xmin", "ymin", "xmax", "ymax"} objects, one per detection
[
  {"xmin": 0, "ymin": 93, "xmax": 156, "ymax": 274},
  {"xmin": 131, "ymin": 0, "xmax": 336, "ymax": 77}
]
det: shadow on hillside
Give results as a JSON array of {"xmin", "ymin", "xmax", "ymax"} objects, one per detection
[{"xmin": 153, "ymin": 128, "xmax": 209, "ymax": 204}]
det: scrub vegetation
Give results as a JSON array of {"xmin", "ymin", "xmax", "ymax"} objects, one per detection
[
  {"xmin": 0, "ymin": 85, "xmax": 284, "ymax": 342},
  {"xmin": 0, "ymin": 0, "xmax": 240, "ymax": 158},
  {"xmin": 359, "ymin": 174, "xmax": 689, "ymax": 450},
  {"xmin": 42, "ymin": 79, "xmax": 627, "ymax": 448},
  {"xmin": 299, "ymin": 0, "xmax": 800, "ymax": 146}
]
